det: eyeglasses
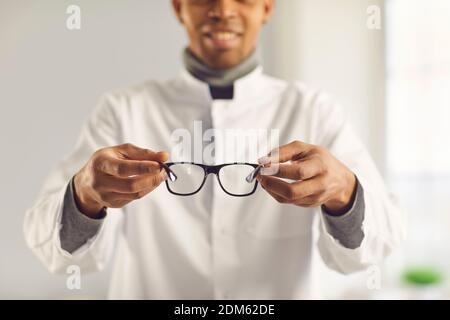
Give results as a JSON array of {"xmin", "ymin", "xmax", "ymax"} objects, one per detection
[{"xmin": 160, "ymin": 162, "xmax": 262, "ymax": 197}]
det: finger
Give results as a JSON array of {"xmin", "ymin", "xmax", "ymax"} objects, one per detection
[
  {"xmin": 260, "ymin": 184, "xmax": 290, "ymax": 204},
  {"xmin": 259, "ymin": 140, "xmax": 314, "ymax": 165},
  {"xmin": 99, "ymin": 193, "xmax": 133, "ymax": 208},
  {"xmin": 101, "ymin": 182, "xmax": 161, "ymax": 205},
  {"xmin": 258, "ymin": 175, "xmax": 321, "ymax": 202},
  {"xmin": 96, "ymin": 170, "xmax": 167, "ymax": 193},
  {"xmin": 262, "ymin": 157, "xmax": 323, "ymax": 181},
  {"xmin": 124, "ymin": 179, "xmax": 166, "ymax": 199},
  {"xmin": 257, "ymin": 175, "xmax": 295, "ymax": 201},
  {"xmin": 260, "ymin": 179, "xmax": 322, "ymax": 207},
  {"xmin": 117, "ymin": 143, "xmax": 169, "ymax": 162},
  {"xmin": 293, "ymin": 194, "xmax": 325, "ymax": 208},
  {"xmin": 292, "ymin": 177, "xmax": 328, "ymax": 206},
  {"xmin": 97, "ymin": 158, "xmax": 162, "ymax": 177}
]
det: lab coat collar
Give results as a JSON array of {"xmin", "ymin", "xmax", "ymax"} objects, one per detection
[{"xmin": 176, "ymin": 65, "xmax": 264, "ymax": 105}]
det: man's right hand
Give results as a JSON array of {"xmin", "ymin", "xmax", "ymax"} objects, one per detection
[{"xmin": 73, "ymin": 143, "xmax": 169, "ymax": 219}]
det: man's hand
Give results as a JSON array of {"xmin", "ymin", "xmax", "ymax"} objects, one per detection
[
  {"xmin": 257, "ymin": 140, "xmax": 357, "ymax": 216},
  {"xmin": 73, "ymin": 143, "xmax": 169, "ymax": 219}
]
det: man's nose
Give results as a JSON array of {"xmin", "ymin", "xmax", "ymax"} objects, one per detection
[{"xmin": 208, "ymin": 0, "xmax": 238, "ymax": 21}]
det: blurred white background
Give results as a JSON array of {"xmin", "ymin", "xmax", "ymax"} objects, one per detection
[{"xmin": 0, "ymin": 0, "xmax": 449, "ymax": 299}]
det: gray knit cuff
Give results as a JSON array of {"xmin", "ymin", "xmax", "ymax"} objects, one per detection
[
  {"xmin": 321, "ymin": 177, "xmax": 365, "ymax": 249},
  {"xmin": 60, "ymin": 177, "xmax": 106, "ymax": 253}
]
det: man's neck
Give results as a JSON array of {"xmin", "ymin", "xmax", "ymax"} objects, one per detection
[{"xmin": 183, "ymin": 48, "xmax": 259, "ymax": 99}]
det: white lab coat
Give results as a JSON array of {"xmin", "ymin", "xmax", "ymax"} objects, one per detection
[{"xmin": 23, "ymin": 66, "xmax": 405, "ymax": 299}]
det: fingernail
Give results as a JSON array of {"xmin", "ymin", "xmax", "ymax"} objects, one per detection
[
  {"xmin": 258, "ymin": 156, "xmax": 271, "ymax": 165},
  {"xmin": 158, "ymin": 151, "xmax": 170, "ymax": 161},
  {"xmin": 161, "ymin": 170, "xmax": 169, "ymax": 181}
]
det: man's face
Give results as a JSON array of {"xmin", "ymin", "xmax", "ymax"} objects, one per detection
[{"xmin": 173, "ymin": 0, "xmax": 274, "ymax": 69}]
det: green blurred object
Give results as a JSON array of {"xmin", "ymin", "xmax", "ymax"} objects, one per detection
[{"xmin": 402, "ymin": 267, "xmax": 443, "ymax": 286}]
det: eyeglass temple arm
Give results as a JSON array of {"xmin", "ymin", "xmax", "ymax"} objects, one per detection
[
  {"xmin": 246, "ymin": 165, "xmax": 262, "ymax": 183},
  {"xmin": 159, "ymin": 162, "xmax": 178, "ymax": 182}
]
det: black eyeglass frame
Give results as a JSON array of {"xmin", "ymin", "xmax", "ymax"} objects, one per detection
[{"xmin": 164, "ymin": 162, "xmax": 260, "ymax": 197}]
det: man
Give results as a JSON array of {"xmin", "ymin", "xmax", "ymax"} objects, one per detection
[{"xmin": 24, "ymin": 0, "xmax": 405, "ymax": 299}]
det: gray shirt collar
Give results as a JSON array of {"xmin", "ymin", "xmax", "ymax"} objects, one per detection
[{"xmin": 183, "ymin": 48, "xmax": 260, "ymax": 88}]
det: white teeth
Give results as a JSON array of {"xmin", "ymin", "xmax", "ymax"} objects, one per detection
[{"xmin": 212, "ymin": 32, "xmax": 237, "ymax": 41}]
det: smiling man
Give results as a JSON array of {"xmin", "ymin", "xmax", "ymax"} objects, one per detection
[
  {"xmin": 175, "ymin": 0, "xmax": 266, "ymax": 68},
  {"xmin": 24, "ymin": 0, "xmax": 405, "ymax": 299}
]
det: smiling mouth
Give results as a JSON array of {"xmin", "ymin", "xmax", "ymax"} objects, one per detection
[
  {"xmin": 207, "ymin": 31, "xmax": 240, "ymax": 41},
  {"xmin": 203, "ymin": 30, "xmax": 242, "ymax": 49}
]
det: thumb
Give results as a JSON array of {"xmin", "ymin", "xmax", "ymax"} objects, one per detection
[
  {"xmin": 117, "ymin": 143, "xmax": 170, "ymax": 162},
  {"xmin": 156, "ymin": 151, "xmax": 170, "ymax": 163}
]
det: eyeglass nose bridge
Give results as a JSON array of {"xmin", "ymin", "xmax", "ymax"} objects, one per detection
[{"xmin": 204, "ymin": 164, "xmax": 221, "ymax": 176}]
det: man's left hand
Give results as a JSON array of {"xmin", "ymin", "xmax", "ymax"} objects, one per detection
[{"xmin": 257, "ymin": 140, "xmax": 357, "ymax": 216}]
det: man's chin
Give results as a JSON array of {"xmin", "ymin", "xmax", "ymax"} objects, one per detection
[{"xmin": 202, "ymin": 50, "xmax": 246, "ymax": 70}]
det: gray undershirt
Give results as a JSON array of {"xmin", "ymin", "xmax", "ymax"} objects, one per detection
[{"xmin": 59, "ymin": 48, "xmax": 365, "ymax": 253}]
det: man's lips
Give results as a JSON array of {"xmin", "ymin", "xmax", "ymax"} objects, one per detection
[
  {"xmin": 205, "ymin": 30, "xmax": 241, "ymax": 40},
  {"xmin": 202, "ymin": 30, "xmax": 243, "ymax": 49}
]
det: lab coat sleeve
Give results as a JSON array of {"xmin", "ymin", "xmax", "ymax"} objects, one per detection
[
  {"xmin": 311, "ymin": 92, "xmax": 406, "ymax": 274},
  {"xmin": 23, "ymin": 93, "xmax": 125, "ymax": 274}
]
